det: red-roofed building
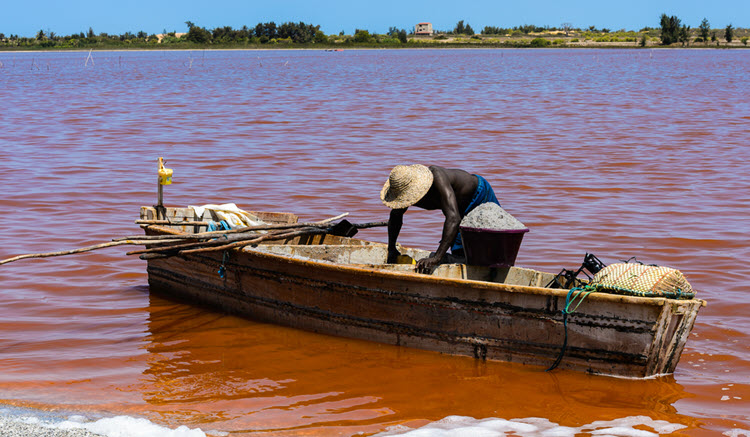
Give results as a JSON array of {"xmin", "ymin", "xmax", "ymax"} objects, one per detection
[{"xmin": 415, "ymin": 23, "xmax": 433, "ymax": 35}]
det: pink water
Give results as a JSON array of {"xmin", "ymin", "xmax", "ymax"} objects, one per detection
[{"xmin": 0, "ymin": 48, "xmax": 748, "ymax": 435}]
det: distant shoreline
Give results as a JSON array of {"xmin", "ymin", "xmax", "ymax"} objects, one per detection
[
  {"xmin": 1, "ymin": 44, "xmax": 748, "ymax": 54},
  {"xmin": 2, "ymin": 32, "xmax": 749, "ymax": 52}
]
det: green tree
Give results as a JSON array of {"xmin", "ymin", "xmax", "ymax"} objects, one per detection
[
  {"xmin": 186, "ymin": 25, "xmax": 211, "ymax": 43},
  {"xmin": 639, "ymin": 34, "xmax": 647, "ymax": 47},
  {"xmin": 659, "ymin": 13, "xmax": 681, "ymax": 45},
  {"xmin": 276, "ymin": 22, "xmax": 319, "ymax": 43},
  {"xmin": 185, "ymin": 21, "xmax": 195, "ymax": 30},
  {"xmin": 397, "ymin": 29, "xmax": 408, "ymax": 43},
  {"xmin": 353, "ymin": 29, "xmax": 372, "ymax": 43},
  {"xmin": 255, "ymin": 22, "xmax": 278, "ymax": 40},
  {"xmin": 36, "ymin": 29, "xmax": 45, "ymax": 40},
  {"xmin": 482, "ymin": 26, "xmax": 507, "ymax": 35},
  {"xmin": 388, "ymin": 26, "xmax": 409, "ymax": 44},
  {"xmin": 679, "ymin": 25, "xmax": 691, "ymax": 46},
  {"xmin": 699, "ymin": 18, "xmax": 710, "ymax": 42},
  {"xmin": 453, "ymin": 20, "xmax": 474, "ymax": 35},
  {"xmin": 314, "ymin": 30, "xmax": 328, "ymax": 43},
  {"xmin": 725, "ymin": 24, "xmax": 734, "ymax": 43},
  {"xmin": 453, "ymin": 20, "xmax": 465, "ymax": 34}
]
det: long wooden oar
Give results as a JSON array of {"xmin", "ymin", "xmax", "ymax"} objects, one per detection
[
  {"xmin": 181, "ymin": 228, "xmax": 328, "ymax": 255},
  {"xmin": 0, "ymin": 238, "xmax": 178, "ymax": 265},
  {"xmin": 177, "ymin": 222, "xmax": 388, "ymax": 256},
  {"xmin": 116, "ymin": 213, "xmax": 350, "ymax": 241},
  {"xmin": 133, "ymin": 212, "xmax": 348, "ymax": 228},
  {"xmin": 127, "ymin": 221, "xmax": 388, "ymax": 257},
  {"xmin": 126, "ymin": 226, "xmax": 320, "ymax": 256},
  {"xmin": 0, "ymin": 215, "xmax": 387, "ymax": 266}
]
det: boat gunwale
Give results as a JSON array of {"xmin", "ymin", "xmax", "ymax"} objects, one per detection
[{"xmin": 141, "ymin": 224, "xmax": 706, "ymax": 309}]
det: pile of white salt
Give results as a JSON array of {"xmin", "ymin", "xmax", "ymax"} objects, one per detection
[{"xmin": 460, "ymin": 203, "xmax": 526, "ymax": 230}]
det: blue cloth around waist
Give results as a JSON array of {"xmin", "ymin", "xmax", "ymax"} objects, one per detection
[{"xmin": 452, "ymin": 174, "xmax": 501, "ymax": 253}]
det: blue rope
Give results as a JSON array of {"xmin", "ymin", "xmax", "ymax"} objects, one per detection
[
  {"xmin": 218, "ymin": 251, "xmax": 229, "ymax": 279},
  {"xmin": 207, "ymin": 220, "xmax": 231, "ymax": 232}
]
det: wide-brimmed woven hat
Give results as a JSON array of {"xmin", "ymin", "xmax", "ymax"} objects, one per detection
[{"xmin": 380, "ymin": 164, "xmax": 434, "ymax": 209}]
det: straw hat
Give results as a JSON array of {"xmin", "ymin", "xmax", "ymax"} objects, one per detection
[{"xmin": 380, "ymin": 164, "xmax": 434, "ymax": 209}]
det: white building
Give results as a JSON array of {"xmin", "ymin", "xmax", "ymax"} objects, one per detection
[{"xmin": 415, "ymin": 23, "xmax": 433, "ymax": 35}]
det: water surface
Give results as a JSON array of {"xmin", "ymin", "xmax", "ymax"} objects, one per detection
[{"xmin": 0, "ymin": 48, "xmax": 748, "ymax": 435}]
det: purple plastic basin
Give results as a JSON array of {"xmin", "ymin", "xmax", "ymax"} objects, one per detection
[{"xmin": 459, "ymin": 226, "xmax": 530, "ymax": 267}]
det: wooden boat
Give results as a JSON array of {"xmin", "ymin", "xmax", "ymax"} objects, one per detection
[{"xmin": 139, "ymin": 206, "xmax": 705, "ymax": 378}]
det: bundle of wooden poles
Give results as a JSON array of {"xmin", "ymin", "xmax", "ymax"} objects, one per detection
[{"xmin": 0, "ymin": 213, "xmax": 386, "ymax": 265}]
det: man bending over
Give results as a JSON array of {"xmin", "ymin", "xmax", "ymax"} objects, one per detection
[{"xmin": 380, "ymin": 164, "xmax": 501, "ymax": 273}]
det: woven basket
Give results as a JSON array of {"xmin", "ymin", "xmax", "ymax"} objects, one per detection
[{"xmin": 589, "ymin": 263, "xmax": 695, "ymax": 299}]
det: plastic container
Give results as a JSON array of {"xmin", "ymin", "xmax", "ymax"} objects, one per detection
[
  {"xmin": 459, "ymin": 226, "xmax": 530, "ymax": 267},
  {"xmin": 158, "ymin": 157, "xmax": 173, "ymax": 185}
]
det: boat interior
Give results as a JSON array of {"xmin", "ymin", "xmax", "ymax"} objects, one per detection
[{"xmin": 140, "ymin": 206, "xmax": 559, "ymax": 288}]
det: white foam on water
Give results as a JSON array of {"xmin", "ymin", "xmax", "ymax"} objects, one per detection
[
  {"xmin": 2, "ymin": 408, "xmax": 217, "ymax": 437},
  {"xmin": 56, "ymin": 415, "xmax": 210, "ymax": 437},
  {"xmin": 374, "ymin": 415, "xmax": 690, "ymax": 437}
]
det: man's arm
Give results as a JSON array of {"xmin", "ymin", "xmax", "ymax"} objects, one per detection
[
  {"xmin": 387, "ymin": 208, "xmax": 406, "ymax": 263},
  {"xmin": 416, "ymin": 168, "xmax": 461, "ymax": 273}
]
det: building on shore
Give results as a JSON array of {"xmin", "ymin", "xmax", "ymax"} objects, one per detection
[{"xmin": 415, "ymin": 23, "xmax": 433, "ymax": 35}]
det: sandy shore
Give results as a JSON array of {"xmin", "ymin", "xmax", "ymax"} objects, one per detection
[{"xmin": 0, "ymin": 415, "xmax": 104, "ymax": 437}]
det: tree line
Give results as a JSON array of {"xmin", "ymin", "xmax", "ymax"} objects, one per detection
[
  {"xmin": 184, "ymin": 21, "xmax": 328, "ymax": 44},
  {"xmin": 0, "ymin": 16, "xmax": 746, "ymax": 49},
  {"xmin": 658, "ymin": 14, "xmax": 740, "ymax": 45},
  {"xmin": 0, "ymin": 21, "xmax": 412, "ymax": 48}
]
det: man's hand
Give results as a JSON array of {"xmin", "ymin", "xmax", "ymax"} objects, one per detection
[
  {"xmin": 416, "ymin": 255, "xmax": 441, "ymax": 274},
  {"xmin": 387, "ymin": 248, "xmax": 401, "ymax": 264}
]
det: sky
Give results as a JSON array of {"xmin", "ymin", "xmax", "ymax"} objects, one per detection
[{"xmin": 1, "ymin": 0, "xmax": 748, "ymax": 38}]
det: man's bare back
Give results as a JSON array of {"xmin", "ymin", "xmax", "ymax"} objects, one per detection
[{"xmin": 383, "ymin": 165, "xmax": 479, "ymax": 273}]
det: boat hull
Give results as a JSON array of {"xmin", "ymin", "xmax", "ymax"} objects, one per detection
[{"xmin": 143, "ymin": 234, "xmax": 703, "ymax": 378}]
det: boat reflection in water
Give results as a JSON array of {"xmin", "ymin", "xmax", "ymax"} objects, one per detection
[{"xmin": 140, "ymin": 279, "xmax": 699, "ymax": 435}]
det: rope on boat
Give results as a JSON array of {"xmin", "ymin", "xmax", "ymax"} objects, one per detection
[
  {"xmin": 546, "ymin": 286, "xmax": 596, "ymax": 372},
  {"xmin": 546, "ymin": 278, "xmax": 695, "ymax": 371},
  {"xmin": 218, "ymin": 251, "xmax": 229, "ymax": 279}
]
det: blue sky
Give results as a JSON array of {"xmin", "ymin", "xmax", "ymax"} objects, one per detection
[{"xmin": 2, "ymin": 0, "xmax": 747, "ymax": 37}]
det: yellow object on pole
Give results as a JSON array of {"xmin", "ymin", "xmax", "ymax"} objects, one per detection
[{"xmin": 158, "ymin": 157, "xmax": 173, "ymax": 185}]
